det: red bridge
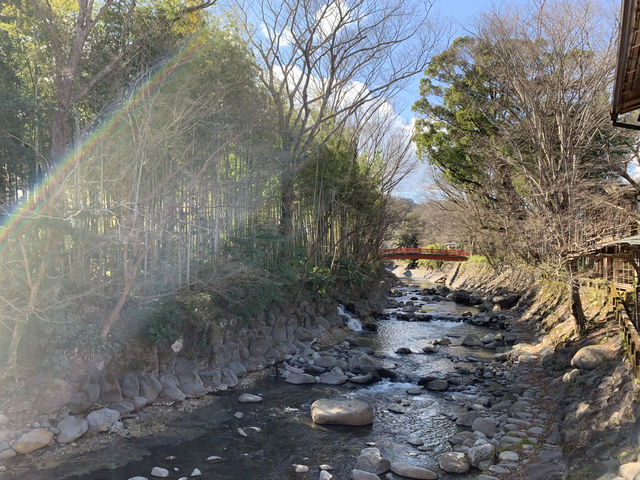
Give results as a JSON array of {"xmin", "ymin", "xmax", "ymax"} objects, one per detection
[{"xmin": 381, "ymin": 247, "xmax": 470, "ymax": 261}]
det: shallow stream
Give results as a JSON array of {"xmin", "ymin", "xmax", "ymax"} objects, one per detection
[{"xmin": 11, "ymin": 281, "xmax": 497, "ymax": 480}]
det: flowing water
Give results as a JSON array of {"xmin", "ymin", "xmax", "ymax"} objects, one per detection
[{"xmin": 8, "ymin": 281, "xmax": 497, "ymax": 480}]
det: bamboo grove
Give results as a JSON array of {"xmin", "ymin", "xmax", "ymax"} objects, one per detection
[{"xmin": 0, "ymin": 0, "xmax": 437, "ymax": 374}]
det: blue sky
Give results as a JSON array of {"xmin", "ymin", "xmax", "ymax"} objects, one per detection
[{"xmin": 393, "ymin": 0, "xmax": 497, "ymax": 200}]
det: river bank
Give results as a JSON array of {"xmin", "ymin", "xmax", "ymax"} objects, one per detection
[{"xmin": 1, "ymin": 264, "xmax": 639, "ymax": 480}]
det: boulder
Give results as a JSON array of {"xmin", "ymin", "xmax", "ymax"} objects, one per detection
[
  {"xmin": 221, "ymin": 367, "xmax": 239, "ymax": 388},
  {"xmin": 571, "ymin": 345, "xmax": 609, "ymax": 370},
  {"xmin": 438, "ymin": 452, "xmax": 470, "ymax": 473},
  {"xmin": 421, "ymin": 345, "xmax": 437, "ymax": 354},
  {"xmin": 12, "ymin": 428, "xmax": 54, "ymax": 454},
  {"xmin": 468, "ymin": 443, "xmax": 495, "ymax": 470},
  {"xmin": 284, "ymin": 373, "xmax": 316, "ymax": 384},
  {"xmin": 351, "ymin": 469, "xmax": 381, "ymax": 480},
  {"xmin": 181, "ymin": 377, "xmax": 206, "ymax": 398},
  {"xmin": 67, "ymin": 380, "xmax": 101, "ymax": 414},
  {"xmin": 139, "ymin": 374, "xmax": 163, "ymax": 402},
  {"xmin": 461, "ymin": 334, "xmax": 483, "ymax": 347},
  {"xmin": 56, "ymin": 416, "xmax": 88, "ymax": 444},
  {"xmin": 619, "ymin": 462, "xmax": 640, "ymax": 480},
  {"xmin": 395, "ymin": 347, "xmax": 412, "ymax": 354},
  {"xmin": 238, "ymin": 393, "xmax": 263, "ymax": 403},
  {"xmin": 356, "ymin": 447, "xmax": 390, "ymax": 475},
  {"xmin": 159, "ymin": 374, "xmax": 186, "ymax": 402},
  {"xmin": 86, "ymin": 408, "xmax": 120, "ymax": 432},
  {"xmin": 348, "ymin": 354, "xmax": 380, "ymax": 376},
  {"xmin": 100, "ymin": 373, "xmax": 123, "ymax": 404},
  {"xmin": 36, "ymin": 379, "xmax": 74, "ymax": 414},
  {"xmin": 390, "ymin": 462, "xmax": 438, "ymax": 479},
  {"xmin": 109, "ymin": 402, "xmax": 135, "ymax": 415},
  {"xmin": 492, "ymin": 294, "xmax": 520, "ymax": 309},
  {"xmin": 318, "ymin": 372, "xmax": 347, "ymax": 385},
  {"xmin": 471, "ymin": 417, "xmax": 498, "ymax": 437},
  {"xmin": 228, "ymin": 360, "xmax": 248, "ymax": 377},
  {"xmin": 294, "ymin": 327, "xmax": 315, "ymax": 342},
  {"xmin": 426, "ymin": 379, "xmax": 448, "ymax": 391},
  {"xmin": 174, "ymin": 356, "xmax": 199, "ymax": 384},
  {"xmin": 121, "ymin": 373, "xmax": 140, "ymax": 398},
  {"xmin": 311, "ymin": 398, "xmax": 373, "ymax": 426}
]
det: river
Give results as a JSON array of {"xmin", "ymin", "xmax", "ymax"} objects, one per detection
[{"xmin": 9, "ymin": 280, "xmax": 499, "ymax": 480}]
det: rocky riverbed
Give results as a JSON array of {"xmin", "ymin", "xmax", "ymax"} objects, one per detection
[{"xmin": 1, "ymin": 277, "xmax": 637, "ymax": 480}]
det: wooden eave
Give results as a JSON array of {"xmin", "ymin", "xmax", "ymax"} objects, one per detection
[{"xmin": 612, "ymin": 0, "xmax": 640, "ymax": 127}]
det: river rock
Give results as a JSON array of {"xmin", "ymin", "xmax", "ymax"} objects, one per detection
[
  {"xmin": 471, "ymin": 417, "xmax": 498, "ymax": 437},
  {"xmin": 181, "ymin": 378, "xmax": 206, "ymax": 398},
  {"xmin": 311, "ymin": 398, "xmax": 373, "ymax": 425},
  {"xmin": 456, "ymin": 411, "xmax": 482, "ymax": 427},
  {"xmin": 439, "ymin": 452, "xmax": 470, "ymax": 473},
  {"xmin": 468, "ymin": 443, "xmax": 495, "ymax": 469},
  {"xmin": 348, "ymin": 354, "xmax": 380, "ymax": 376},
  {"xmin": 150, "ymin": 466, "xmax": 169, "ymax": 477},
  {"xmin": 0, "ymin": 448, "xmax": 16, "ymax": 460},
  {"xmin": 36, "ymin": 378, "xmax": 74, "ymax": 414},
  {"xmin": 56, "ymin": 415, "xmax": 88, "ymax": 444},
  {"xmin": 87, "ymin": 408, "xmax": 120, "ymax": 432},
  {"xmin": 67, "ymin": 379, "xmax": 101, "ymax": 414},
  {"xmin": 221, "ymin": 367, "xmax": 239, "ymax": 387},
  {"xmin": 395, "ymin": 347, "xmax": 412, "ymax": 354},
  {"xmin": 294, "ymin": 327, "xmax": 315, "ymax": 342},
  {"xmin": 159, "ymin": 374, "xmax": 186, "ymax": 401},
  {"xmin": 121, "ymin": 373, "xmax": 140, "ymax": 398},
  {"xmin": 139, "ymin": 374, "xmax": 163, "ymax": 402},
  {"xmin": 315, "ymin": 356, "xmax": 338, "ymax": 368},
  {"xmin": 434, "ymin": 337, "xmax": 451, "ymax": 346},
  {"xmin": 238, "ymin": 393, "xmax": 263, "ymax": 403},
  {"xmin": 349, "ymin": 374, "xmax": 374, "ymax": 384},
  {"xmin": 319, "ymin": 470, "xmax": 333, "ymax": 480},
  {"xmin": 571, "ymin": 345, "xmax": 609, "ymax": 370},
  {"xmin": 12, "ymin": 428, "xmax": 54, "ymax": 454},
  {"xmin": 351, "ymin": 469, "xmax": 381, "ymax": 480},
  {"xmin": 285, "ymin": 373, "xmax": 316, "ymax": 384},
  {"xmin": 421, "ymin": 345, "xmax": 437, "ymax": 353},
  {"xmin": 461, "ymin": 334, "xmax": 482, "ymax": 347},
  {"xmin": 356, "ymin": 447, "xmax": 391, "ymax": 474},
  {"xmin": 100, "ymin": 373, "xmax": 123, "ymax": 404},
  {"xmin": 426, "ymin": 379, "xmax": 448, "ymax": 391},
  {"xmin": 319, "ymin": 372, "xmax": 346, "ymax": 385},
  {"xmin": 619, "ymin": 462, "xmax": 640, "ymax": 479},
  {"xmin": 228, "ymin": 360, "xmax": 248, "ymax": 377},
  {"xmin": 109, "ymin": 401, "xmax": 134, "ymax": 415},
  {"xmin": 390, "ymin": 462, "xmax": 437, "ymax": 479},
  {"xmin": 498, "ymin": 450, "xmax": 519, "ymax": 462}
]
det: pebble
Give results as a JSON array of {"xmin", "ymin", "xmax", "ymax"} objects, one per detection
[
  {"xmin": 319, "ymin": 471, "xmax": 333, "ymax": 480},
  {"xmin": 234, "ymin": 412, "xmax": 244, "ymax": 419},
  {"xmin": 238, "ymin": 393, "xmax": 263, "ymax": 403},
  {"xmin": 406, "ymin": 388, "xmax": 422, "ymax": 395},
  {"xmin": 128, "ymin": 477, "xmax": 149, "ymax": 480},
  {"xmin": 294, "ymin": 464, "xmax": 309, "ymax": 473},
  {"xmin": 319, "ymin": 464, "xmax": 334, "ymax": 470},
  {"xmin": 237, "ymin": 428, "xmax": 248, "ymax": 437},
  {"xmin": 190, "ymin": 468, "xmax": 202, "ymax": 476},
  {"xmin": 206, "ymin": 455, "xmax": 224, "ymax": 462}
]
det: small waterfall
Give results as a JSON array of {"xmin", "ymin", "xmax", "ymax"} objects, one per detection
[{"xmin": 337, "ymin": 304, "xmax": 362, "ymax": 331}]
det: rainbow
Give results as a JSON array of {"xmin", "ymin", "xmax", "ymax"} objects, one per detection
[{"xmin": 0, "ymin": 31, "xmax": 208, "ymax": 257}]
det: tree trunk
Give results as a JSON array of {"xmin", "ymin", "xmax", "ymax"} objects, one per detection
[
  {"xmin": 51, "ymin": 105, "xmax": 71, "ymax": 161},
  {"xmin": 567, "ymin": 258, "xmax": 587, "ymax": 333},
  {"xmin": 280, "ymin": 174, "xmax": 295, "ymax": 240}
]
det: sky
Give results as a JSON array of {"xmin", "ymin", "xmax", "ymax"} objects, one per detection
[{"xmin": 391, "ymin": 0, "xmax": 501, "ymax": 201}]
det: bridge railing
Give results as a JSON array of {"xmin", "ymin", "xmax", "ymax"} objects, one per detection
[{"xmin": 381, "ymin": 247, "xmax": 470, "ymax": 258}]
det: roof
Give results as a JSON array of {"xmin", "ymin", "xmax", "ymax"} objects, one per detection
[
  {"xmin": 582, "ymin": 235, "xmax": 640, "ymax": 257},
  {"xmin": 612, "ymin": 0, "xmax": 640, "ymax": 127}
]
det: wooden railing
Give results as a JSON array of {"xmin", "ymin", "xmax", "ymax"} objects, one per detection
[
  {"xmin": 611, "ymin": 284, "xmax": 640, "ymax": 378},
  {"xmin": 381, "ymin": 248, "xmax": 470, "ymax": 261}
]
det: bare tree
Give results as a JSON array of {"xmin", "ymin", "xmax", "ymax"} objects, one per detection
[{"xmin": 235, "ymin": 0, "xmax": 443, "ymax": 239}]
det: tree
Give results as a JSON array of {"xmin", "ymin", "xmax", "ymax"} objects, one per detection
[
  {"xmin": 26, "ymin": 0, "xmax": 216, "ymax": 162},
  {"xmin": 237, "ymin": 0, "xmax": 442, "ymax": 241},
  {"xmin": 412, "ymin": 0, "xmax": 632, "ymax": 332},
  {"xmin": 413, "ymin": 0, "xmax": 625, "ymax": 267}
]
